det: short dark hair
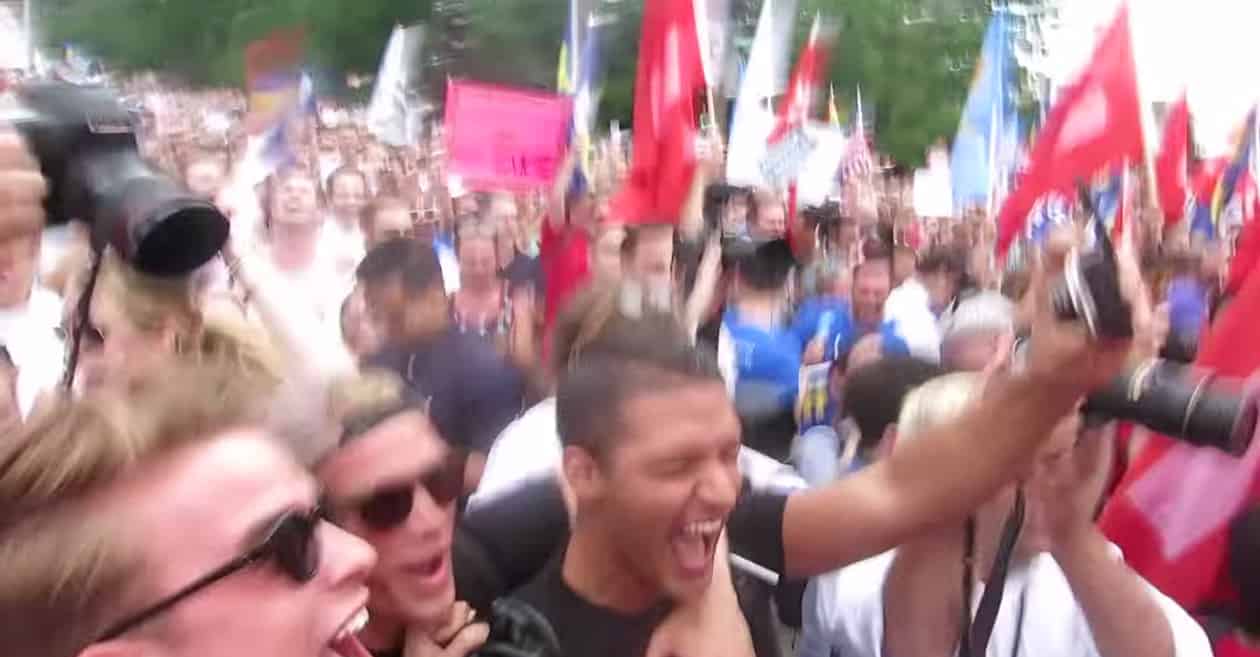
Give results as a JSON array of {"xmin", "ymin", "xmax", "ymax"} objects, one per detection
[
  {"xmin": 555, "ymin": 284, "xmax": 721, "ymax": 460},
  {"xmin": 852, "ymin": 258, "xmax": 892, "ymax": 282},
  {"xmin": 356, "ymin": 238, "xmax": 444, "ymax": 292},
  {"xmin": 326, "ymin": 166, "xmax": 368, "ymax": 196},
  {"xmin": 917, "ymin": 246, "xmax": 966, "ymax": 276},
  {"xmin": 843, "ymin": 357, "xmax": 943, "ymax": 452}
]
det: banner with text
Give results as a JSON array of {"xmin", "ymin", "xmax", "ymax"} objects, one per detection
[{"xmin": 445, "ymin": 79, "xmax": 573, "ymax": 190}]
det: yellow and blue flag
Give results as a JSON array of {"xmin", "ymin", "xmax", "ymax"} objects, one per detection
[
  {"xmin": 1211, "ymin": 108, "xmax": 1256, "ymax": 229},
  {"xmin": 950, "ymin": 10, "xmax": 1019, "ymax": 215}
]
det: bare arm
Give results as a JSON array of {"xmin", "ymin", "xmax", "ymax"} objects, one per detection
[
  {"xmin": 781, "ymin": 374, "xmax": 1079, "ymax": 577},
  {"xmin": 1053, "ymin": 529, "xmax": 1178, "ymax": 657}
]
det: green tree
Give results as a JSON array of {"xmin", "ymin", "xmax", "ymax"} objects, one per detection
[
  {"xmin": 41, "ymin": 0, "xmax": 430, "ymax": 89},
  {"xmin": 803, "ymin": 0, "xmax": 989, "ymax": 167}
]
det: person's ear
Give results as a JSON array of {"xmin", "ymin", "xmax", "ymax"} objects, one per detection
[
  {"xmin": 877, "ymin": 423, "xmax": 898, "ymax": 460},
  {"xmin": 562, "ymin": 445, "xmax": 605, "ymax": 502}
]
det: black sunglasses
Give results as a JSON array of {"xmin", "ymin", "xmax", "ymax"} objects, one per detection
[
  {"xmin": 343, "ymin": 453, "xmax": 466, "ymax": 531},
  {"xmin": 96, "ymin": 507, "xmax": 324, "ymax": 642}
]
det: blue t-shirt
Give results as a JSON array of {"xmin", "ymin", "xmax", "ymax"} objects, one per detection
[
  {"xmin": 724, "ymin": 308, "xmax": 804, "ymax": 413},
  {"xmin": 791, "ymin": 298, "xmax": 910, "ymax": 363}
]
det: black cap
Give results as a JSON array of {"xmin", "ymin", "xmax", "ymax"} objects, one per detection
[{"xmin": 736, "ymin": 239, "xmax": 797, "ymax": 291}]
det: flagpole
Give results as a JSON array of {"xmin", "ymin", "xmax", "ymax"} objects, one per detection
[{"xmin": 1124, "ymin": 1, "xmax": 1162, "ymax": 213}]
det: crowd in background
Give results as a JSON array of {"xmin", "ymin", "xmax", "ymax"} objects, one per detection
[{"xmin": 0, "ymin": 69, "xmax": 1255, "ymax": 657}]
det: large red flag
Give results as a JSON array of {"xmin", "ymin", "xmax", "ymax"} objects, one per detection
[
  {"xmin": 1099, "ymin": 209, "xmax": 1260, "ymax": 610},
  {"xmin": 995, "ymin": 5, "xmax": 1144, "ymax": 257},
  {"xmin": 610, "ymin": 0, "xmax": 704, "ymax": 225},
  {"xmin": 1156, "ymin": 95, "xmax": 1191, "ymax": 226}
]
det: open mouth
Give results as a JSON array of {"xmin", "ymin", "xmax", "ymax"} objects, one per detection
[
  {"xmin": 328, "ymin": 608, "xmax": 370, "ymax": 657},
  {"xmin": 670, "ymin": 519, "xmax": 723, "ymax": 579},
  {"xmin": 404, "ymin": 553, "xmax": 451, "ymax": 592}
]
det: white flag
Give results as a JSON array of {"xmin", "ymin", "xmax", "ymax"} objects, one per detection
[{"xmin": 367, "ymin": 24, "xmax": 426, "ymax": 147}]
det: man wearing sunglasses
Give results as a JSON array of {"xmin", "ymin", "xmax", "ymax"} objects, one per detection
[
  {"xmin": 313, "ymin": 371, "xmax": 568, "ymax": 657},
  {"xmin": 0, "ymin": 363, "xmax": 378, "ymax": 657}
]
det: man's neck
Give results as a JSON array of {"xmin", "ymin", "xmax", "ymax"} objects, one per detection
[
  {"xmin": 562, "ymin": 525, "xmax": 662, "ymax": 614},
  {"xmin": 734, "ymin": 294, "xmax": 783, "ymax": 330},
  {"xmin": 359, "ymin": 611, "xmax": 405, "ymax": 655}
]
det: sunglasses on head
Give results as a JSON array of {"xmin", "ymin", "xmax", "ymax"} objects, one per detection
[
  {"xmin": 341, "ymin": 452, "xmax": 467, "ymax": 531},
  {"xmin": 96, "ymin": 506, "xmax": 324, "ymax": 642}
]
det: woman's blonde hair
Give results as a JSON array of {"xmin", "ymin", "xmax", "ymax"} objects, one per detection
[
  {"xmin": 896, "ymin": 371, "xmax": 983, "ymax": 441},
  {"xmin": 88, "ymin": 252, "xmax": 285, "ymax": 385}
]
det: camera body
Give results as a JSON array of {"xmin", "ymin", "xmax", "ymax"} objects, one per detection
[{"xmin": 5, "ymin": 81, "xmax": 227, "ymax": 276}]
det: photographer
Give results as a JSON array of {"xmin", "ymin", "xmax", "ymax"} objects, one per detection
[{"xmin": 801, "ymin": 373, "xmax": 1210, "ymax": 657}]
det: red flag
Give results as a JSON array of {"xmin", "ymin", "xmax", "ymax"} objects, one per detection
[
  {"xmin": 610, "ymin": 0, "xmax": 704, "ymax": 225},
  {"xmin": 995, "ymin": 5, "xmax": 1144, "ymax": 257},
  {"xmin": 1100, "ymin": 211, "xmax": 1260, "ymax": 610},
  {"xmin": 768, "ymin": 17, "xmax": 830, "ymax": 144},
  {"xmin": 1156, "ymin": 94, "xmax": 1191, "ymax": 226},
  {"xmin": 771, "ymin": 16, "xmax": 831, "ymax": 252}
]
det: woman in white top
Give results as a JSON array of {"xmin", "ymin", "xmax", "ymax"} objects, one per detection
[{"xmin": 799, "ymin": 372, "xmax": 1211, "ymax": 657}]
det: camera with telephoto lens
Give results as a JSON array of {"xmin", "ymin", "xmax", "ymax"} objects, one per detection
[
  {"xmin": 1017, "ymin": 235, "xmax": 1257, "ymax": 455},
  {"xmin": 4, "ymin": 81, "xmax": 228, "ymax": 276}
]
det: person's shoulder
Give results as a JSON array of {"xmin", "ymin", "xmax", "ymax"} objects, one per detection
[{"xmin": 806, "ymin": 551, "xmax": 895, "ymax": 651}]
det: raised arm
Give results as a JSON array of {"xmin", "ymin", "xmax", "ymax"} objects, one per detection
[{"xmin": 779, "ymin": 240, "xmax": 1133, "ymax": 577}]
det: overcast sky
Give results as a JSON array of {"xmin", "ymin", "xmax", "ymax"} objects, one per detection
[{"xmin": 1047, "ymin": 0, "xmax": 1260, "ymax": 155}]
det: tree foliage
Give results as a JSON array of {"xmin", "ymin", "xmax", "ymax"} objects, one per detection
[
  {"xmin": 802, "ymin": 0, "xmax": 989, "ymax": 166},
  {"xmin": 41, "ymin": 0, "xmax": 430, "ymax": 89},
  {"xmin": 41, "ymin": 0, "xmax": 992, "ymax": 165}
]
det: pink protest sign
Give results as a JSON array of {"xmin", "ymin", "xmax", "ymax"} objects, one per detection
[{"xmin": 445, "ymin": 79, "xmax": 573, "ymax": 190}]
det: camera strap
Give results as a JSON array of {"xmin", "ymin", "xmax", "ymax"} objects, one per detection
[{"xmin": 959, "ymin": 489, "xmax": 1026, "ymax": 657}]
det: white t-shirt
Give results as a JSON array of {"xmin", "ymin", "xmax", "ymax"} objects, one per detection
[
  {"xmin": 799, "ymin": 547, "xmax": 1211, "ymax": 657},
  {"xmin": 883, "ymin": 277, "xmax": 942, "ymax": 363},
  {"xmin": 0, "ymin": 287, "xmax": 65, "ymax": 418}
]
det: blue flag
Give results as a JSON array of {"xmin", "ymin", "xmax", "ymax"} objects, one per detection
[{"xmin": 950, "ymin": 11, "xmax": 1019, "ymax": 214}]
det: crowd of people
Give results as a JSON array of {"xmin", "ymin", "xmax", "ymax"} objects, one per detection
[{"xmin": 0, "ymin": 71, "xmax": 1254, "ymax": 657}]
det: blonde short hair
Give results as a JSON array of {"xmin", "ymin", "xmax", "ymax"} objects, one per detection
[
  {"xmin": 896, "ymin": 372, "xmax": 983, "ymax": 441},
  {"xmin": 87, "ymin": 252, "xmax": 286, "ymax": 386},
  {"xmin": 270, "ymin": 368, "xmax": 410, "ymax": 468},
  {"xmin": 0, "ymin": 363, "xmax": 276, "ymax": 657}
]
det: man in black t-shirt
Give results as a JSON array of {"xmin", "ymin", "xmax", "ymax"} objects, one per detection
[{"xmin": 498, "ymin": 236, "xmax": 1138, "ymax": 656}]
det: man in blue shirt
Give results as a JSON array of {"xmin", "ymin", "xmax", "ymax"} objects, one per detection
[
  {"xmin": 358, "ymin": 238, "xmax": 525, "ymax": 486},
  {"xmin": 723, "ymin": 240, "xmax": 802, "ymax": 461}
]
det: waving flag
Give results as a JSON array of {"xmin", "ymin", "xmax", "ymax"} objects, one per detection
[
  {"xmin": 1211, "ymin": 109, "xmax": 1256, "ymax": 231},
  {"xmin": 367, "ymin": 24, "xmax": 426, "ymax": 147},
  {"xmin": 235, "ymin": 73, "xmax": 316, "ymax": 188},
  {"xmin": 610, "ymin": 0, "xmax": 705, "ymax": 224},
  {"xmin": 1155, "ymin": 95, "xmax": 1191, "ymax": 226},
  {"xmin": 726, "ymin": 0, "xmax": 799, "ymax": 187},
  {"xmin": 1188, "ymin": 158, "xmax": 1228, "ymax": 241},
  {"xmin": 838, "ymin": 86, "xmax": 873, "ymax": 185},
  {"xmin": 951, "ymin": 10, "xmax": 1019, "ymax": 216},
  {"xmin": 244, "ymin": 27, "xmax": 306, "ymax": 133},
  {"xmin": 995, "ymin": 5, "xmax": 1144, "ymax": 257},
  {"xmin": 768, "ymin": 16, "xmax": 829, "ymax": 144}
]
